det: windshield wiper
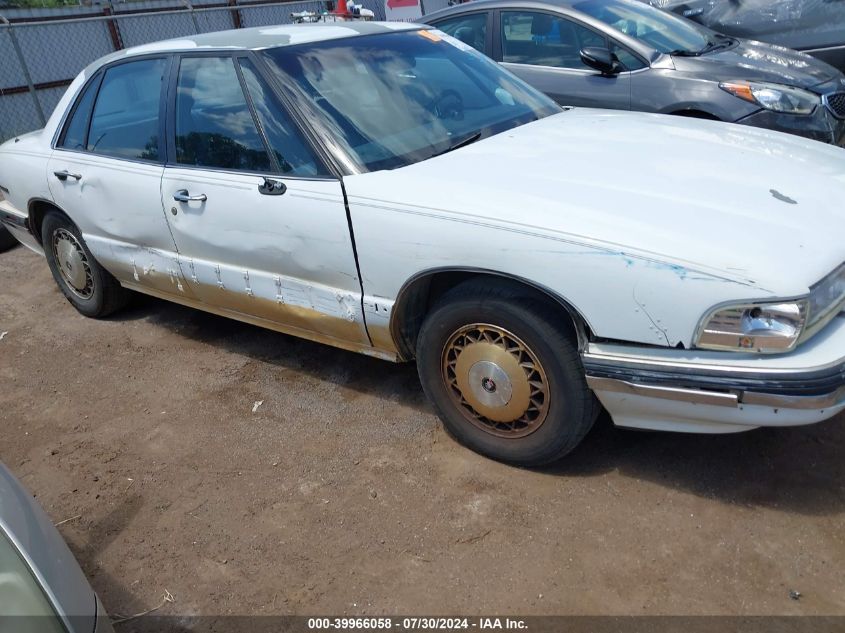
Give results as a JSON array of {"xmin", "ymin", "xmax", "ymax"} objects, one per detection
[
  {"xmin": 430, "ymin": 131, "xmax": 482, "ymax": 159},
  {"xmin": 671, "ymin": 36, "xmax": 734, "ymax": 57},
  {"xmin": 694, "ymin": 36, "xmax": 737, "ymax": 56},
  {"xmin": 669, "ymin": 48, "xmax": 703, "ymax": 57}
]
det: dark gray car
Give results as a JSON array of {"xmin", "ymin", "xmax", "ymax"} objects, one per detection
[
  {"xmin": 0, "ymin": 462, "xmax": 113, "ymax": 633},
  {"xmin": 647, "ymin": 0, "xmax": 845, "ymax": 72},
  {"xmin": 423, "ymin": 0, "xmax": 845, "ymax": 144}
]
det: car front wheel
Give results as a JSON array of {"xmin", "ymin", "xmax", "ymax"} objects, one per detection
[
  {"xmin": 42, "ymin": 211, "xmax": 129, "ymax": 317},
  {"xmin": 416, "ymin": 280, "xmax": 597, "ymax": 466}
]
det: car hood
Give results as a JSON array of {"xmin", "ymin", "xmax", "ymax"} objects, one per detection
[
  {"xmin": 346, "ymin": 109, "xmax": 845, "ymax": 297},
  {"xmin": 673, "ymin": 38, "xmax": 842, "ymax": 90}
]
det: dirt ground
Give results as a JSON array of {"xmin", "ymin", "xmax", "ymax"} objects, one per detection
[{"xmin": 1, "ymin": 244, "xmax": 844, "ymax": 618}]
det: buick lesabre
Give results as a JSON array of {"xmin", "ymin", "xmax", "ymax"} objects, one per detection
[{"xmin": 1, "ymin": 22, "xmax": 844, "ymax": 465}]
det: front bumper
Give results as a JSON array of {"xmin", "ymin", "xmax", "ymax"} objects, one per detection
[
  {"xmin": 584, "ymin": 314, "xmax": 845, "ymax": 433},
  {"xmin": 737, "ymin": 106, "xmax": 845, "ymax": 146}
]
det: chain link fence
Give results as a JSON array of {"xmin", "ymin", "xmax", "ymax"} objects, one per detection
[{"xmin": 0, "ymin": 0, "xmax": 411, "ymax": 142}]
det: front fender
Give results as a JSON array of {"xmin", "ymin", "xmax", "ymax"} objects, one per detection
[{"xmin": 346, "ymin": 191, "xmax": 771, "ymax": 353}]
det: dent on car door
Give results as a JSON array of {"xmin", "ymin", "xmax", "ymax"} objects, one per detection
[
  {"xmin": 47, "ymin": 56, "xmax": 194, "ymax": 299},
  {"xmin": 159, "ymin": 54, "xmax": 370, "ymax": 348},
  {"xmin": 498, "ymin": 10, "xmax": 632, "ymax": 109}
]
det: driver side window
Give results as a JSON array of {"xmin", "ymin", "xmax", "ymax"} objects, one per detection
[
  {"xmin": 501, "ymin": 11, "xmax": 607, "ymax": 70},
  {"xmin": 611, "ymin": 43, "xmax": 646, "ymax": 71},
  {"xmin": 174, "ymin": 56, "xmax": 325, "ymax": 176},
  {"xmin": 175, "ymin": 56, "xmax": 272, "ymax": 172}
]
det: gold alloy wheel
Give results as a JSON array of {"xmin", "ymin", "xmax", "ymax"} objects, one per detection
[{"xmin": 441, "ymin": 323, "xmax": 551, "ymax": 438}]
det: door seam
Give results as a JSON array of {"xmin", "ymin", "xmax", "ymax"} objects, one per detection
[{"xmin": 340, "ymin": 179, "xmax": 374, "ymax": 348}]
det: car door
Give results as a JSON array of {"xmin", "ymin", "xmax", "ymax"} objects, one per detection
[
  {"xmin": 428, "ymin": 11, "xmax": 493, "ymax": 56},
  {"xmin": 160, "ymin": 53, "xmax": 369, "ymax": 348},
  {"xmin": 496, "ymin": 9, "xmax": 632, "ymax": 109},
  {"xmin": 47, "ymin": 56, "xmax": 194, "ymax": 299}
]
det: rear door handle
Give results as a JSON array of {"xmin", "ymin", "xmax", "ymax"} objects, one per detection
[
  {"xmin": 53, "ymin": 170, "xmax": 82, "ymax": 181},
  {"xmin": 173, "ymin": 189, "xmax": 207, "ymax": 203}
]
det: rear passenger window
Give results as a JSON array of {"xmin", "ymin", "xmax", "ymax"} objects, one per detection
[
  {"xmin": 175, "ymin": 56, "xmax": 272, "ymax": 172},
  {"xmin": 433, "ymin": 13, "xmax": 488, "ymax": 53},
  {"xmin": 60, "ymin": 76, "xmax": 101, "ymax": 151},
  {"xmin": 502, "ymin": 11, "xmax": 607, "ymax": 69},
  {"xmin": 87, "ymin": 58, "xmax": 166, "ymax": 161}
]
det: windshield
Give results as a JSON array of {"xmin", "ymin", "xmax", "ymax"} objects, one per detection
[
  {"xmin": 573, "ymin": 0, "xmax": 713, "ymax": 54},
  {"xmin": 261, "ymin": 30, "xmax": 560, "ymax": 172}
]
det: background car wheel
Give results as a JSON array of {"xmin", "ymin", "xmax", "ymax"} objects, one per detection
[
  {"xmin": 0, "ymin": 225, "xmax": 17, "ymax": 252},
  {"xmin": 42, "ymin": 211, "xmax": 129, "ymax": 318},
  {"xmin": 416, "ymin": 280, "xmax": 597, "ymax": 466}
]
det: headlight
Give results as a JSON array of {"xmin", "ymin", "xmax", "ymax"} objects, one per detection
[
  {"xmin": 697, "ymin": 265, "xmax": 845, "ymax": 353},
  {"xmin": 696, "ymin": 301, "xmax": 808, "ymax": 353},
  {"xmin": 719, "ymin": 81, "xmax": 820, "ymax": 115},
  {"xmin": 806, "ymin": 262, "xmax": 845, "ymax": 337}
]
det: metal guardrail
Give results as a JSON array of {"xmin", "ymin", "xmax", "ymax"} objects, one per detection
[{"xmin": 0, "ymin": 0, "xmax": 396, "ymax": 141}]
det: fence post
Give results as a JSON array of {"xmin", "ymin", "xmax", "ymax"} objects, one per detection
[
  {"xmin": 184, "ymin": 0, "xmax": 201, "ymax": 33},
  {"xmin": 228, "ymin": 0, "xmax": 243, "ymax": 29},
  {"xmin": 102, "ymin": 0, "xmax": 124, "ymax": 51},
  {"xmin": 0, "ymin": 15, "xmax": 46, "ymax": 128},
  {"xmin": 0, "ymin": 95, "xmax": 6, "ymax": 141}
]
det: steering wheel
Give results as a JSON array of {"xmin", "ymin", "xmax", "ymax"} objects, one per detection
[{"xmin": 429, "ymin": 89, "xmax": 465, "ymax": 121}]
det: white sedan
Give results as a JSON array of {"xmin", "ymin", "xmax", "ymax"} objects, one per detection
[{"xmin": 2, "ymin": 22, "xmax": 845, "ymax": 465}]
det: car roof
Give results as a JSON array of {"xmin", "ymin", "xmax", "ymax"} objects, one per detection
[
  {"xmin": 425, "ymin": 0, "xmax": 584, "ymax": 18},
  {"xmin": 119, "ymin": 20, "xmax": 424, "ymax": 57}
]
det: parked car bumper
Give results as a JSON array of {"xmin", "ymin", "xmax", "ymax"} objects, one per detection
[
  {"xmin": 584, "ymin": 314, "xmax": 845, "ymax": 433},
  {"xmin": 736, "ymin": 106, "xmax": 845, "ymax": 146}
]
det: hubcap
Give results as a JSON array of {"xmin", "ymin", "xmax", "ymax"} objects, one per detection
[
  {"xmin": 442, "ymin": 324, "xmax": 550, "ymax": 438},
  {"xmin": 52, "ymin": 228, "xmax": 94, "ymax": 299}
]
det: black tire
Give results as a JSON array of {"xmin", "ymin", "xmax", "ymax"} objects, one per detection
[
  {"xmin": 416, "ymin": 280, "xmax": 597, "ymax": 467},
  {"xmin": 0, "ymin": 225, "xmax": 17, "ymax": 253},
  {"xmin": 42, "ymin": 211, "xmax": 129, "ymax": 317}
]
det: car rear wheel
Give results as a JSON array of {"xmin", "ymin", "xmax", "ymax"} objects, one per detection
[
  {"xmin": 0, "ymin": 225, "xmax": 17, "ymax": 253},
  {"xmin": 416, "ymin": 280, "xmax": 597, "ymax": 466},
  {"xmin": 42, "ymin": 211, "xmax": 129, "ymax": 317}
]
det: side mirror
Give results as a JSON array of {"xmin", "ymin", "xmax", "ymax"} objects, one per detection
[{"xmin": 580, "ymin": 47, "xmax": 621, "ymax": 76}]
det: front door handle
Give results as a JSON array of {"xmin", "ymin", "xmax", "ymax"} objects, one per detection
[
  {"xmin": 173, "ymin": 189, "xmax": 207, "ymax": 203},
  {"xmin": 53, "ymin": 170, "xmax": 82, "ymax": 181}
]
